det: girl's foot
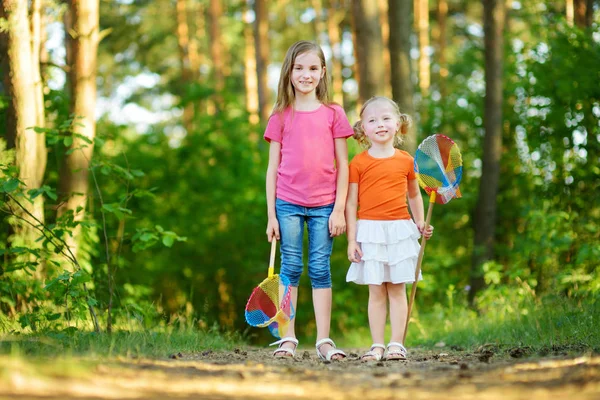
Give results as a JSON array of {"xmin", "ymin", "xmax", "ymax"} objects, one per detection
[
  {"xmin": 385, "ymin": 342, "xmax": 407, "ymax": 360},
  {"xmin": 316, "ymin": 338, "xmax": 346, "ymax": 361},
  {"xmin": 360, "ymin": 343, "xmax": 385, "ymax": 361},
  {"xmin": 270, "ymin": 337, "xmax": 298, "ymax": 358}
]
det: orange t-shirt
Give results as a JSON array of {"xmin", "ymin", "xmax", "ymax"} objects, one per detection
[{"xmin": 349, "ymin": 149, "xmax": 416, "ymax": 220}]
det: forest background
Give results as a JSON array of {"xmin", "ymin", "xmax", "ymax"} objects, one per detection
[{"xmin": 0, "ymin": 0, "xmax": 598, "ymax": 351}]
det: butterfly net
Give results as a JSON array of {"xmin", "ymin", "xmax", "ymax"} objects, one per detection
[
  {"xmin": 245, "ymin": 274, "xmax": 295, "ymax": 339},
  {"xmin": 414, "ymin": 134, "xmax": 463, "ymax": 204}
]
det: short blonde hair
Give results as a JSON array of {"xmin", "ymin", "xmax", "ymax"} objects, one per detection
[{"xmin": 353, "ymin": 96, "xmax": 412, "ymax": 148}]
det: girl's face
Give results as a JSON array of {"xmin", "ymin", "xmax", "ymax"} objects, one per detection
[
  {"xmin": 290, "ymin": 51, "xmax": 324, "ymax": 96},
  {"xmin": 361, "ymin": 101, "xmax": 401, "ymax": 146}
]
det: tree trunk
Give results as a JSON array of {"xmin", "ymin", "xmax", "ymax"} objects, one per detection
[
  {"xmin": 416, "ymin": 0, "xmax": 430, "ymax": 96},
  {"xmin": 436, "ymin": 0, "xmax": 448, "ymax": 98},
  {"xmin": 351, "ymin": 0, "xmax": 385, "ymax": 104},
  {"xmin": 207, "ymin": 0, "xmax": 224, "ymax": 111},
  {"xmin": 176, "ymin": 0, "xmax": 194, "ymax": 131},
  {"xmin": 1, "ymin": 0, "xmax": 47, "ymax": 254},
  {"xmin": 326, "ymin": 0, "xmax": 344, "ymax": 106},
  {"xmin": 58, "ymin": 0, "xmax": 99, "ymax": 257},
  {"xmin": 469, "ymin": 0, "xmax": 505, "ymax": 303},
  {"xmin": 566, "ymin": 0, "xmax": 574, "ymax": 25},
  {"xmin": 379, "ymin": 0, "xmax": 392, "ymax": 97},
  {"xmin": 243, "ymin": 2, "xmax": 259, "ymax": 126},
  {"xmin": 253, "ymin": 0, "xmax": 270, "ymax": 121},
  {"xmin": 388, "ymin": 0, "xmax": 417, "ymax": 153},
  {"xmin": 573, "ymin": 0, "xmax": 593, "ymax": 28}
]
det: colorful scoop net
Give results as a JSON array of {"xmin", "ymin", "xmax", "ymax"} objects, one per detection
[
  {"xmin": 245, "ymin": 274, "xmax": 295, "ymax": 339},
  {"xmin": 414, "ymin": 134, "xmax": 463, "ymax": 204}
]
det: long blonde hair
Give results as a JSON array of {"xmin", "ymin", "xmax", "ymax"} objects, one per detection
[
  {"xmin": 272, "ymin": 41, "xmax": 331, "ymax": 115},
  {"xmin": 353, "ymin": 96, "xmax": 412, "ymax": 149}
]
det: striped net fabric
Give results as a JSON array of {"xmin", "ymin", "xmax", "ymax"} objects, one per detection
[
  {"xmin": 414, "ymin": 134, "xmax": 463, "ymax": 204},
  {"xmin": 245, "ymin": 274, "xmax": 295, "ymax": 339}
]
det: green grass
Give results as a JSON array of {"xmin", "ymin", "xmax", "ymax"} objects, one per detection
[
  {"xmin": 340, "ymin": 295, "xmax": 599, "ymax": 354},
  {"xmin": 0, "ymin": 327, "xmax": 243, "ymax": 359}
]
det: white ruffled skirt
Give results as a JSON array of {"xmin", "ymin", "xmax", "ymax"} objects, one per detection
[{"xmin": 346, "ymin": 219, "xmax": 422, "ymax": 285}]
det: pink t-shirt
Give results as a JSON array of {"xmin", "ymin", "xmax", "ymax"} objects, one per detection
[{"xmin": 264, "ymin": 104, "xmax": 353, "ymax": 207}]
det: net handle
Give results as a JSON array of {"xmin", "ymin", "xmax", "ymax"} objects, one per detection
[
  {"xmin": 403, "ymin": 191, "xmax": 435, "ymax": 343},
  {"xmin": 268, "ymin": 239, "xmax": 277, "ymax": 278}
]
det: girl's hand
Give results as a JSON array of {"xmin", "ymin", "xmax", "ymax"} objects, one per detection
[
  {"xmin": 347, "ymin": 241, "xmax": 363, "ymax": 263},
  {"xmin": 266, "ymin": 217, "xmax": 280, "ymax": 242},
  {"xmin": 328, "ymin": 209, "xmax": 346, "ymax": 237},
  {"xmin": 416, "ymin": 221, "xmax": 434, "ymax": 239}
]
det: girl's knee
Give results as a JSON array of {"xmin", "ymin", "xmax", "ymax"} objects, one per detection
[
  {"xmin": 281, "ymin": 265, "xmax": 303, "ymax": 286},
  {"xmin": 308, "ymin": 266, "xmax": 331, "ymax": 288}
]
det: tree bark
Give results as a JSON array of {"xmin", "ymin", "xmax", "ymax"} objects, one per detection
[
  {"xmin": 379, "ymin": 0, "xmax": 392, "ymax": 97},
  {"xmin": 175, "ymin": 0, "xmax": 194, "ymax": 131},
  {"xmin": 253, "ymin": 0, "xmax": 270, "ymax": 121},
  {"xmin": 436, "ymin": 0, "xmax": 448, "ymax": 98},
  {"xmin": 351, "ymin": 0, "xmax": 385, "ymax": 104},
  {"xmin": 573, "ymin": 0, "xmax": 593, "ymax": 28},
  {"xmin": 243, "ymin": 1, "xmax": 259, "ymax": 126},
  {"xmin": 58, "ymin": 0, "xmax": 99, "ymax": 257},
  {"xmin": 416, "ymin": 0, "xmax": 430, "ymax": 96},
  {"xmin": 207, "ymin": 0, "xmax": 224, "ymax": 111},
  {"xmin": 1, "ymin": 0, "xmax": 47, "ymax": 249},
  {"xmin": 388, "ymin": 0, "xmax": 417, "ymax": 153},
  {"xmin": 326, "ymin": 0, "xmax": 344, "ymax": 106},
  {"xmin": 469, "ymin": 0, "xmax": 505, "ymax": 303}
]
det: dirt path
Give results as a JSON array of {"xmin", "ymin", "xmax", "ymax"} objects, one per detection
[{"xmin": 2, "ymin": 346, "xmax": 599, "ymax": 399}]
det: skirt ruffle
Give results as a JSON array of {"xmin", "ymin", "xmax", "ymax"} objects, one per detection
[{"xmin": 346, "ymin": 219, "xmax": 423, "ymax": 285}]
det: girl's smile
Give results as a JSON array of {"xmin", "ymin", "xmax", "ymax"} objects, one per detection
[{"xmin": 291, "ymin": 51, "xmax": 324, "ymax": 95}]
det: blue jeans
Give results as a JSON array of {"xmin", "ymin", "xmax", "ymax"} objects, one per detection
[{"xmin": 276, "ymin": 198, "xmax": 334, "ymax": 289}]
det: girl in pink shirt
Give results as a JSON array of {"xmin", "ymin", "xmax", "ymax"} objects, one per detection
[{"xmin": 264, "ymin": 41, "xmax": 353, "ymax": 361}]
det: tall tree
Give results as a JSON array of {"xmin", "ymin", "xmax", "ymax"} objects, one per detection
[
  {"xmin": 388, "ymin": 0, "xmax": 417, "ymax": 153},
  {"xmin": 243, "ymin": 2, "xmax": 259, "ymax": 125},
  {"xmin": 175, "ymin": 0, "xmax": 195, "ymax": 132},
  {"xmin": 379, "ymin": 0, "xmax": 392, "ymax": 97},
  {"xmin": 58, "ymin": 0, "xmax": 99, "ymax": 257},
  {"xmin": 573, "ymin": 0, "xmax": 594, "ymax": 28},
  {"xmin": 351, "ymin": 0, "xmax": 385, "ymax": 104},
  {"xmin": 1, "ymin": 0, "xmax": 47, "ymax": 247},
  {"xmin": 207, "ymin": 0, "xmax": 224, "ymax": 111},
  {"xmin": 469, "ymin": 0, "xmax": 506, "ymax": 303},
  {"xmin": 326, "ymin": 0, "xmax": 345, "ymax": 106},
  {"xmin": 253, "ymin": 0, "xmax": 270, "ymax": 121},
  {"xmin": 415, "ymin": 0, "xmax": 430, "ymax": 96},
  {"xmin": 436, "ymin": 0, "xmax": 448, "ymax": 98}
]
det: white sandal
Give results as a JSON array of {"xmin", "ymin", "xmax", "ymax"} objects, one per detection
[
  {"xmin": 315, "ymin": 338, "xmax": 346, "ymax": 361},
  {"xmin": 270, "ymin": 337, "xmax": 298, "ymax": 358},
  {"xmin": 360, "ymin": 343, "xmax": 385, "ymax": 361},
  {"xmin": 386, "ymin": 342, "xmax": 407, "ymax": 360}
]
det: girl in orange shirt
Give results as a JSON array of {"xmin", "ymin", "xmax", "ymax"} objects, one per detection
[{"xmin": 345, "ymin": 96, "xmax": 433, "ymax": 361}]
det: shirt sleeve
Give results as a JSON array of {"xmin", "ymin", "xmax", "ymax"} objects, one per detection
[
  {"xmin": 264, "ymin": 113, "xmax": 283, "ymax": 143},
  {"xmin": 332, "ymin": 105, "xmax": 354, "ymax": 139},
  {"xmin": 349, "ymin": 158, "xmax": 360, "ymax": 183},
  {"xmin": 407, "ymin": 155, "xmax": 416, "ymax": 180}
]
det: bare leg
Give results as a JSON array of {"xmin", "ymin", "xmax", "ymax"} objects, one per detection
[
  {"xmin": 273, "ymin": 285, "xmax": 299, "ymax": 356},
  {"xmin": 387, "ymin": 282, "xmax": 408, "ymax": 348},
  {"xmin": 363, "ymin": 284, "xmax": 387, "ymax": 360},
  {"xmin": 313, "ymin": 287, "xmax": 346, "ymax": 359}
]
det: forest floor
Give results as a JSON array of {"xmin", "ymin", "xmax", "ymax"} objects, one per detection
[{"xmin": 1, "ymin": 344, "xmax": 599, "ymax": 399}]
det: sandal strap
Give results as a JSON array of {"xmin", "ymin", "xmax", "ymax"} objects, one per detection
[
  {"xmin": 370, "ymin": 343, "xmax": 386, "ymax": 351},
  {"xmin": 315, "ymin": 338, "xmax": 334, "ymax": 349},
  {"xmin": 324, "ymin": 349, "xmax": 346, "ymax": 361},
  {"xmin": 270, "ymin": 337, "xmax": 299, "ymax": 347},
  {"xmin": 387, "ymin": 341, "xmax": 407, "ymax": 353}
]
